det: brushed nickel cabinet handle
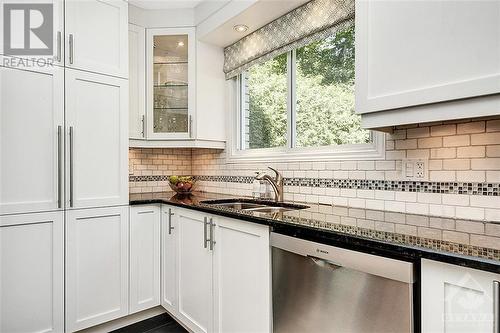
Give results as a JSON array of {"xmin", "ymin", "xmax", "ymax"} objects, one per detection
[
  {"xmin": 203, "ymin": 216, "xmax": 209, "ymax": 249},
  {"xmin": 189, "ymin": 115, "xmax": 193, "ymax": 138},
  {"xmin": 209, "ymin": 218, "xmax": 216, "ymax": 251},
  {"xmin": 69, "ymin": 126, "xmax": 74, "ymax": 207},
  {"xmin": 141, "ymin": 115, "xmax": 145, "ymax": 137},
  {"xmin": 168, "ymin": 208, "xmax": 174, "ymax": 235},
  {"xmin": 56, "ymin": 31, "xmax": 62, "ymax": 62},
  {"xmin": 494, "ymin": 280, "xmax": 499, "ymax": 333},
  {"xmin": 69, "ymin": 34, "xmax": 74, "ymax": 64},
  {"xmin": 57, "ymin": 126, "xmax": 62, "ymax": 208}
]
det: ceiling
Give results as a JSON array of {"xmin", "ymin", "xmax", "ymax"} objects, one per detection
[
  {"xmin": 129, "ymin": 0, "xmax": 206, "ymax": 10},
  {"xmin": 198, "ymin": 0, "xmax": 309, "ymax": 47}
]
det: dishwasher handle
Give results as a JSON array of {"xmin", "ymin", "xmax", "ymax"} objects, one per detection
[{"xmin": 307, "ymin": 255, "xmax": 343, "ymax": 269}]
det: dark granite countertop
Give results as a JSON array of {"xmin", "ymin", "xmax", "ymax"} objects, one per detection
[{"xmin": 130, "ymin": 191, "xmax": 500, "ymax": 273}]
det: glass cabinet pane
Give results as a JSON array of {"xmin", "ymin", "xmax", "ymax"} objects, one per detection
[{"xmin": 152, "ymin": 34, "xmax": 189, "ymax": 134}]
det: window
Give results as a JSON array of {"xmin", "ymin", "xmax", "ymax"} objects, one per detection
[{"xmin": 230, "ymin": 26, "xmax": 384, "ymax": 162}]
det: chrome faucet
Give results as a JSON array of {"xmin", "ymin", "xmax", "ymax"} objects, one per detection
[{"xmin": 255, "ymin": 167, "xmax": 284, "ymax": 202}]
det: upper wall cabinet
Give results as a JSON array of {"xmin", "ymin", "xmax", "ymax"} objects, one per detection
[
  {"xmin": 129, "ymin": 27, "xmax": 226, "ymax": 149},
  {"xmin": 129, "ymin": 24, "xmax": 146, "ymax": 139},
  {"xmin": 66, "ymin": 0, "xmax": 128, "ymax": 78},
  {"xmin": 146, "ymin": 28, "xmax": 195, "ymax": 140},
  {"xmin": 355, "ymin": 0, "xmax": 500, "ymax": 129}
]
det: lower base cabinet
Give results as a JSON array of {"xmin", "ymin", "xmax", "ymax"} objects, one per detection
[
  {"xmin": 0, "ymin": 212, "xmax": 64, "ymax": 333},
  {"xmin": 422, "ymin": 259, "xmax": 500, "ymax": 333},
  {"xmin": 213, "ymin": 215, "xmax": 271, "ymax": 333},
  {"xmin": 160, "ymin": 204, "xmax": 271, "ymax": 333},
  {"xmin": 176, "ymin": 208, "xmax": 214, "ymax": 333},
  {"xmin": 65, "ymin": 206, "xmax": 129, "ymax": 332},
  {"xmin": 130, "ymin": 205, "xmax": 161, "ymax": 314},
  {"xmin": 161, "ymin": 205, "xmax": 178, "ymax": 315}
]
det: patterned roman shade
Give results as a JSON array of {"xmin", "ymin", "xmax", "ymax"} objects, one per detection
[{"xmin": 223, "ymin": 0, "xmax": 354, "ymax": 79}]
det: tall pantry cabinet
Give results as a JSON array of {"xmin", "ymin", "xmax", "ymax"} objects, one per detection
[{"xmin": 0, "ymin": 1, "xmax": 129, "ymax": 332}]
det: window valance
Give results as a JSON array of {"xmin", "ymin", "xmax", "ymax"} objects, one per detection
[{"xmin": 223, "ymin": 0, "xmax": 354, "ymax": 79}]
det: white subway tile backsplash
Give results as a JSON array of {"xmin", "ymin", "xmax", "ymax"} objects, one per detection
[
  {"xmin": 457, "ymin": 146, "xmax": 485, "ymax": 158},
  {"xmin": 457, "ymin": 121, "xmax": 485, "ymax": 134},
  {"xmin": 455, "ymin": 207, "xmax": 485, "ymax": 221},
  {"xmin": 132, "ymin": 117, "xmax": 500, "ymax": 250},
  {"xmin": 442, "ymin": 230, "xmax": 469, "ymax": 244},
  {"xmin": 471, "ymin": 132, "xmax": 500, "ymax": 145},
  {"xmin": 443, "ymin": 135, "xmax": 470, "ymax": 147},
  {"xmin": 395, "ymin": 191, "xmax": 417, "ymax": 202},
  {"xmin": 471, "ymin": 158, "xmax": 500, "ymax": 170},
  {"xmin": 470, "ymin": 234, "xmax": 500, "ymax": 250},
  {"xmin": 486, "ymin": 119, "xmax": 500, "ymax": 132},
  {"xmin": 406, "ymin": 202, "xmax": 429, "ymax": 215},
  {"xmin": 406, "ymin": 127, "xmax": 429, "ymax": 138},
  {"xmin": 418, "ymin": 137, "xmax": 442, "ymax": 148},
  {"xmin": 456, "ymin": 170, "xmax": 486, "ymax": 182},
  {"xmin": 431, "ymin": 124, "xmax": 456, "ymax": 136},
  {"xmin": 470, "ymin": 196, "xmax": 500, "ymax": 209}
]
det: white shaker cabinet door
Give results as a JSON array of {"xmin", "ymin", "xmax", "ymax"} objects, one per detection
[
  {"xmin": 130, "ymin": 204, "xmax": 161, "ymax": 314},
  {"xmin": 65, "ymin": 0, "xmax": 128, "ymax": 78},
  {"xmin": 65, "ymin": 206, "xmax": 129, "ymax": 332},
  {"xmin": 161, "ymin": 205, "xmax": 178, "ymax": 315},
  {"xmin": 129, "ymin": 23, "xmax": 146, "ymax": 139},
  {"xmin": 213, "ymin": 216, "xmax": 271, "ymax": 333},
  {"xmin": 0, "ymin": 211, "xmax": 64, "ymax": 333},
  {"xmin": 356, "ymin": 0, "xmax": 500, "ymax": 114},
  {"xmin": 176, "ymin": 208, "xmax": 213, "ymax": 333},
  {"xmin": 422, "ymin": 259, "xmax": 500, "ymax": 333},
  {"xmin": 0, "ymin": 0, "xmax": 65, "ymax": 66},
  {"xmin": 0, "ymin": 63, "xmax": 64, "ymax": 215},
  {"xmin": 65, "ymin": 68, "xmax": 128, "ymax": 210}
]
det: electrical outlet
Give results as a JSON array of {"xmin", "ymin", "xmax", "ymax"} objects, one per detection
[{"xmin": 402, "ymin": 159, "xmax": 428, "ymax": 181}]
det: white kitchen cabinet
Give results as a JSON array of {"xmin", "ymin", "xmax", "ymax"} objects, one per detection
[
  {"xmin": 129, "ymin": 23, "xmax": 146, "ymax": 139},
  {"xmin": 176, "ymin": 208, "xmax": 214, "ymax": 333},
  {"xmin": 161, "ymin": 204, "xmax": 178, "ymax": 315},
  {"xmin": 0, "ymin": 211, "xmax": 64, "ymax": 333},
  {"xmin": 146, "ymin": 27, "xmax": 195, "ymax": 140},
  {"xmin": 0, "ymin": 0, "xmax": 65, "ymax": 66},
  {"xmin": 130, "ymin": 205, "xmax": 161, "ymax": 314},
  {"xmin": 65, "ymin": 206, "xmax": 129, "ymax": 332},
  {"xmin": 129, "ymin": 29, "xmax": 225, "ymax": 149},
  {"xmin": 65, "ymin": 0, "xmax": 128, "ymax": 78},
  {"xmin": 213, "ymin": 216, "xmax": 271, "ymax": 333},
  {"xmin": 356, "ymin": 0, "xmax": 500, "ymax": 128},
  {"xmin": 65, "ymin": 68, "xmax": 128, "ymax": 209},
  {"xmin": 0, "ymin": 62, "xmax": 64, "ymax": 215},
  {"xmin": 158, "ymin": 205, "xmax": 271, "ymax": 333},
  {"xmin": 422, "ymin": 259, "xmax": 500, "ymax": 333}
]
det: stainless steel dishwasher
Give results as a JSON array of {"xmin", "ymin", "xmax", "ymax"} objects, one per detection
[{"xmin": 271, "ymin": 233, "xmax": 415, "ymax": 333}]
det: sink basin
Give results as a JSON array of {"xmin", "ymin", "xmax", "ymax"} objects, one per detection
[
  {"xmin": 200, "ymin": 199, "xmax": 309, "ymax": 213},
  {"xmin": 210, "ymin": 202, "xmax": 268, "ymax": 210}
]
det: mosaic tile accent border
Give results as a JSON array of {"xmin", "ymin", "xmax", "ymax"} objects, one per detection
[{"xmin": 130, "ymin": 175, "xmax": 500, "ymax": 196}]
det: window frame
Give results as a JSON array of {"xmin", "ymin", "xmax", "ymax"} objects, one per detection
[{"xmin": 226, "ymin": 48, "xmax": 385, "ymax": 163}]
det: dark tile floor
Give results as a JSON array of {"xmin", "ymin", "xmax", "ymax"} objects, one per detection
[{"xmin": 111, "ymin": 313, "xmax": 187, "ymax": 333}]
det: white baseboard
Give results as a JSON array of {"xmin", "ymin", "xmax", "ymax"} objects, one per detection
[{"xmin": 75, "ymin": 306, "xmax": 167, "ymax": 333}]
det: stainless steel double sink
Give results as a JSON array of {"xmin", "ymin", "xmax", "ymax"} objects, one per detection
[{"xmin": 200, "ymin": 199, "xmax": 309, "ymax": 213}]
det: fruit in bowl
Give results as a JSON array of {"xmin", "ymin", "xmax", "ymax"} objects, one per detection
[{"xmin": 168, "ymin": 176, "xmax": 196, "ymax": 194}]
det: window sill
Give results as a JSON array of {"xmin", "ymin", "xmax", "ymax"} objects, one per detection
[{"xmin": 226, "ymin": 134, "xmax": 385, "ymax": 163}]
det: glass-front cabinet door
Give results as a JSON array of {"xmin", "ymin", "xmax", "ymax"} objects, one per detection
[{"xmin": 146, "ymin": 28, "xmax": 195, "ymax": 139}]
